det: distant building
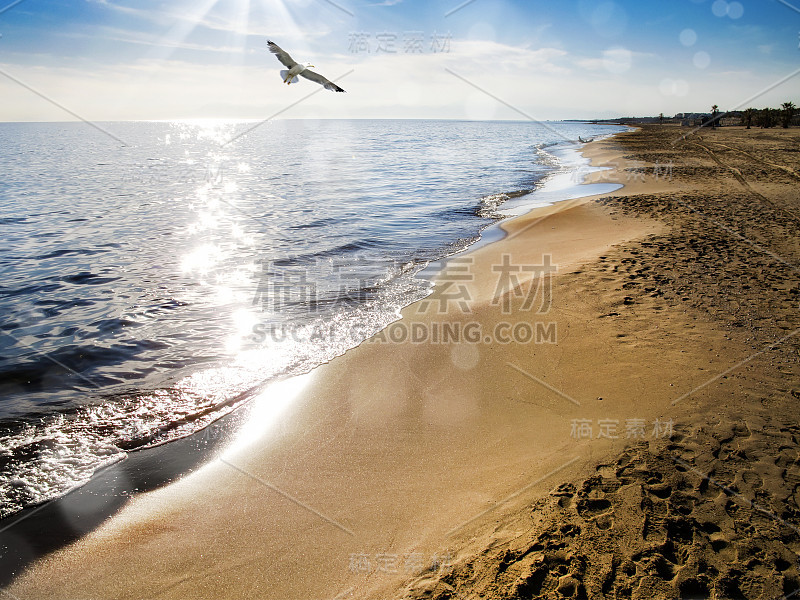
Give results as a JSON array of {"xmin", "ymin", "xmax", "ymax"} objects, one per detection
[{"xmin": 680, "ymin": 113, "xmax": 709, "ymax": 127}]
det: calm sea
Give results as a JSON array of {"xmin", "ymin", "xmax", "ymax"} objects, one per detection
[{"xmin": 0, "ymin": 119, "xmax": 625, "ymax": 518}]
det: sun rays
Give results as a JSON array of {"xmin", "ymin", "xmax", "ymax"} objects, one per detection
[{"xmin": 136, "ymin": 0, "xmax": 309, "ymax": 64}]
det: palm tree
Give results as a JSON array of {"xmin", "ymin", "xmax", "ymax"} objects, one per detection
[
  {"xmin": 760, "ymin": 107, "xmax": 776, "ymax": 129},
  {"xmin": 743, "ymin": 107, "xmax": 755, "ymax": 129},
  {"xmin": 781, "ymin": 102, "xmax": 796, "ymax": 128},
  {"xmin": 711, "ymin": 104, "xmax": 719, "ymax": 129}
]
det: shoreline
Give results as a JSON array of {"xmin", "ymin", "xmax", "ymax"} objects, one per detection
[
  {"xmin": 0, "ymin": 126, "xmax": 613, "ymax": 523},
  {"xmin": 418, "ymin": 132, "xmax": 627, "ymax": 274},
  {"xmin": 0, "ymin": 127, "xmax": 625, "ymax": 581},
  {"xmin": 0, "ymin": 128, "xmax": 600, "ymax": 529},
  {"xmin": 0, "ymin": 126, "xmax": 629, "ymax": 580},
  {"xmin": 1, "ymin": 128, "xmax": 646, "ymax": 593},
  {"xmin": 0, "ymin": 120, "xmax": 630, "ymax": 530},
  {"xmin": 6, "ymin": 125, "xmax": 800, "ymax": 599}
]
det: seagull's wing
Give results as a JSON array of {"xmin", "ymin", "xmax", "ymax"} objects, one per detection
[
  {"xmin": 267, "ymin": 40, "xmax": 298, "ymax": 68},
  {"xmin": 299, "ymin": 69, "xmax": 346, "ymax": 93}
]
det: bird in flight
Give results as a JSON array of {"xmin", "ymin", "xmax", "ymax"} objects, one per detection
[{"xmin": 267, "ymin": 40, "xmax": 346, "ymax": 93}]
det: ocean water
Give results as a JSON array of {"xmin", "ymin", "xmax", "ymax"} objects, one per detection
[{"xmin": 0, "ymin": 119, "xmax": 625, "ymax": 518}]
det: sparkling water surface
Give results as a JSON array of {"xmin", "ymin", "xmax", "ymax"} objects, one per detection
[{"xmin": 0, "ymin": 119, "xmax": 625, "ymax": 517}]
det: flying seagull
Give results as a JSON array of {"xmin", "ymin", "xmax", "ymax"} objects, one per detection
[{"xmin": 267, "ymin": 40, "xmax": 346, "ymax": 93}]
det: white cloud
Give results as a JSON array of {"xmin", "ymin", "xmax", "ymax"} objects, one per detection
[
  {"xmin": 65, "ymin": 26, "xmax": 243, "ymax": 53},
  {"xmin": 574, "ymin": 48, "xmax": 655, "ymax": 75},
  {"xmin": 1, "ymin": 37, "xmax": 795, "ymax": 122},
  {"xmin": 86, "ymin": 0, "xmax": 335, "ymax": 38},
  {"xmin": 441, "ymin": 40, "xmax": 571, "ymax": 75},
  {"xmin": 86, "ymin": 0, "xmax": 179, "ymax": 27}
]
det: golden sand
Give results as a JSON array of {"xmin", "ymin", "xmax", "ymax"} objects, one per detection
[{"xmin": 8, "ymin": 126, "xmax": 800, "ymax": 600}]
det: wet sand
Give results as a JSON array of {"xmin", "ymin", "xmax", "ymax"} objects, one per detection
[{"xmin": 5, "ymin": 126, "xmax": 800, "ymax": 600}]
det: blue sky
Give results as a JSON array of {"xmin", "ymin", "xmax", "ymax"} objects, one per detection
[{"xmin": 0, "ymin": 0, "xmax": 798, "ymax": 120}]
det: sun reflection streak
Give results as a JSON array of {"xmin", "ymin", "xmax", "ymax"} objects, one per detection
[
  {"xmin": 181, "ymin": 243, "xmax": 222, "ymax": 274},
  {"xmin": 221, "ymin": 372, "xmax": 315, "ymax": 458},
  {"xmin": 225, "ymin": 308, "xmax": 260, "ymax": 353},
  {"xmin": 160, "ymin": 107, "xmax": 321, "ymax": 490}
]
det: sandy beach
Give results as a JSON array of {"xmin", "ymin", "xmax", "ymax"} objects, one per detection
[{"xmin": 5, "ymin": 125, "xmax": 800, "ymax": 600}]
